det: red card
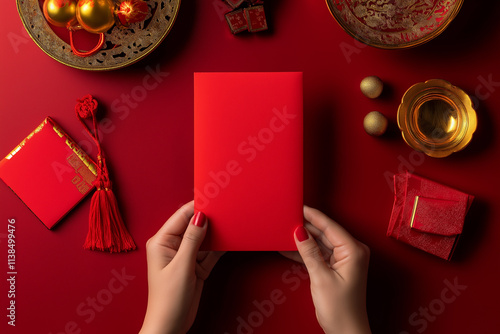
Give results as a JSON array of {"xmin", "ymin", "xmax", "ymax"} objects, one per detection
[
  {"xmin": 194, "ymin": 72, "xmax": 303, "ymax": 251},
  {"xmin": 0, "ymin": 117, "xmax": 97, "ymax": 229},
  {"xmin": 387, "ymin": 172, "xmax": 473, "ymax": 260}
]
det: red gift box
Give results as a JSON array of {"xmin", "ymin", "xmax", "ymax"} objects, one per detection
[
  {"xmin": 225, "ymin": 8, "xmax": 248, "ymax": 34},
  {"xmin": 244, "ymin": 5, "xmax": 268, "ymax": 32},
  {"xmin": 223, "ymin": 0, "xmax": 245, "ymax": 9},
  {"xmin": 387, "ymin": 172, "xmax": 473, "ymax": 260},
  {"xmin": 0, "ymin": 117, "xmax": 97, "ymax": 229}
]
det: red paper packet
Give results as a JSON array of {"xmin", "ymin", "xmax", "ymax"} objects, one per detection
[
  {"xmin": 194, "ymin": 72, "xmax": 303, "ymax": 251},
  {"xmin": 387, "ymin": 172, "xmax": 473, "ymax": 260},
  {"xmin": 0, "ymin": 117, "xmax": 97, "ymax": 229}
]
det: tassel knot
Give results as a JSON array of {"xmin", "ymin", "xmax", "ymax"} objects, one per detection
[
  {"xmin": 76, "ymin": 95, "xmax": 136, "ymax": 253},
  {"xmin": 76, "ymin": 94, "xmax": 98, "ymax": 119}
]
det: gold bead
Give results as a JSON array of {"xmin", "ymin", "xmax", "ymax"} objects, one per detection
[
  {"xmin": 364, "ymin": 111, "xmax": 388, "ymax": 136},
  {"xmin": 76, "ymin": 0, "xmax": 116, "ymax": 34},
  {"xmin": 43, "ymin": 0, "xmax": 78, "ymax": 28},
  {"xmin": 360, "ymin": 76, "xmax": 384, "ymax": 99}
]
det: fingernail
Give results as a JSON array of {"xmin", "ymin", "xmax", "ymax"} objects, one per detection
[
  {"xmin": 193, "ymin": 212, "xmax": 206, "ymax": 227},
  {"xmin": 295, "ymin": 226, "xmax": 309, "ymax": 242}
]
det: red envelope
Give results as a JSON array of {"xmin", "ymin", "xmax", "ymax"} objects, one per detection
[
  {"xmin": 194, "ymin": 72, "xmax": 303, "ymax": 251},
  {"xmin": 387, "ymin": 172, "xmax": 473, "ymax": 260},
  {"xmin": 0, "ymin": 117, "xmax": 97, "ymax": 229}
]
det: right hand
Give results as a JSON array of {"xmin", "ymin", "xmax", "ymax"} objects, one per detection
[{"xmin": 281, "ymin": 206, "xmax": 371, "ymax": 334}]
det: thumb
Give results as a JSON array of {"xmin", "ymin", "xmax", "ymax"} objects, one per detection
[
  {"xmin": 294, "ymin": 226, "xmax": 330, "ymax": 277},
  {"xmin": 176, "ymin": 212, "xmax": 208, "ymax": 263}
]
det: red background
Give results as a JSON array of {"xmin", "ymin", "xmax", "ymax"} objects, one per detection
[{"xmin": 1, "ymin": 1, "xmax": 500, "ymax": 333}]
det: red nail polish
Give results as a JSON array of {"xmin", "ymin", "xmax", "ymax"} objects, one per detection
[
  {"xmin": 295, "ymin": 226, "xmax": 309, "ymax": 242},
  {"xmin": 193, "ymin": 212, "xmax": 206, "ymax": 227}
]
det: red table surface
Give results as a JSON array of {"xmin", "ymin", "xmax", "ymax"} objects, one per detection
[{"xmin": 1, "ymin": 1, "xmax": 500, "ymax": 333}]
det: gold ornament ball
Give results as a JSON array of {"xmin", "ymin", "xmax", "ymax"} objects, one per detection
[
  {"xmin": 364, "ymin": 111, "xmax": 388, "ymax": 136},
  {"xmin": 76, "ymin": 0, "xmax": 116, "ymax": 34},
  {"xmin": 43, "ymin": 0, "xmax": 78, "ymax": 28},
  {"xmin": 360, "ymin": 76, "xmax": 384, "ymax": 99}
]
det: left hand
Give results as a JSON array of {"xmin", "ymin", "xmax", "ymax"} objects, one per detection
[{"xmin": 139, "ymin": 201, "xmax": 225, "ymax": 334}]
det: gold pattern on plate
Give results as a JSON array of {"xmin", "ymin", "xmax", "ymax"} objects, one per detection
[
  {"xmin": 17, "ymin": 0, "xmax": 181, "ymax": 70},
  {"xmin": 326, "ymin": 0, "xmax": 463, "ymax": 49}
]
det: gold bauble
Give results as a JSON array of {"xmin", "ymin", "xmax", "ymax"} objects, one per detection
[
  {"xmin": 360, "ymin": 76, "xmax": 384, "ymax": 99},
  {"xmin": 43, "ymin": 0, "xmax": 78, "ymax": 28},
  {"xmin": 76, "ymin": 0, "xmax": 116, "ymax": 34},
  {"xmin": 364, "ymin": 111, "xmax": 388, "ymax": 136}
]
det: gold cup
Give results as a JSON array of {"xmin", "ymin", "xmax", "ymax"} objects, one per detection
[{"xmin": 397, "ymin": 79, "xmax": 477, "ymax": 158}]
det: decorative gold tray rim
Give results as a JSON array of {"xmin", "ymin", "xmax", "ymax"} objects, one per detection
[
  {"xmin": 325, "ymin": 0, "xmax": 464, "ymax": 49},
  {"xmin": 17, "ymin": 0, "xmax": 181, "ymax": 71}
]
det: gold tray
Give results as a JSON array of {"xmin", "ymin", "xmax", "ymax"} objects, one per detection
[
  {"xmin": 397, "ymin": 79, "xmax": 477, "ymax": 158},
  {"xmin": 17, "ymin": 0, "xmax": 180, "ymax": 70},
  {"xmin": 326, "ymin": 0, "xmax": 463, "ymax": 49}
]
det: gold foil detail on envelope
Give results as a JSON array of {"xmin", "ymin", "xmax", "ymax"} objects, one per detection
[
  {"xmin": 51, "ymin": 120, "xmax": 97, "ymax": 176},
  {"xmin": 410, "ymin": 196, "xmax": 420, "ymax": 228},
  {"xmin": 5, "ymin": 119, "xmax": 48, "ymax": 160},
  {"xmin": 4, "ymin": 117, "xmax": 97, "ymax": 181}
]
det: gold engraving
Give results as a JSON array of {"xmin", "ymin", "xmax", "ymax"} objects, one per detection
[
  {"xmin": 326, "ymin": 0, "xmax": 463, "ymax": 49},
  {"xmin": 17, "ymin": 0, "xmax": 180, "ymax": 71},
  {"xmin": 78, "ymin": 165, "xmax": 97, "ymax": 185},
  {"xmin": 71, "ymin": 174, "xmax": 82, "ymax": 185},
  {"xmin": 67, "ymin": 152, "xmax": 95, "ymax": 194},
  {"xmin": 76, "ymin": 181, "xmax": 91, "ymax": 194},
  {"xmin": 67, "ymin": 153, "xmax": 84, "ymax": 170}
]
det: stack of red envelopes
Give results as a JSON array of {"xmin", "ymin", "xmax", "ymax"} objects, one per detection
[{"xmin": 387, "ymin": 172, "xmax": 474, "ymax": 260}]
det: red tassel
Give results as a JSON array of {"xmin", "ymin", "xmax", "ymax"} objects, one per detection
[{"xmin": 76, "ymin": 95, "xmax": 136, "ymax": 253}]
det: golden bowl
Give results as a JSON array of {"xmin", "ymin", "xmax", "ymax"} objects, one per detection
[
  {"xmin": 397, "ymin": 79, "xmax": 477, "ymax": 158},
  {"xmin": 325, "ymin": 0, "xmax": 464, "ymax": 49}
]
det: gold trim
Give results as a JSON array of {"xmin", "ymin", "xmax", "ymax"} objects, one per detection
[
  {"xmin": 410, "ymin": 196, "xmax": 420, "ymax": 228},
  {"xmin": 17, "ymin": 0, "xmax": 181, "ymax": 71},
  {"xmin": 4, "ymin": 117, "xmax": 97, "ymax": 177},
  {"xmin": 49, "ymin": 119, "xmax": 98, "ymax": 176},
  {"xmin": 5, "ymin": 119, "xmax": 48, "ymax": 160},
  {"xmin": 325, "ymin": 0, "xmax": 464, "ymax": 49}
]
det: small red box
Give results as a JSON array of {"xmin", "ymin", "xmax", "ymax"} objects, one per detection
[
  {"xmin": 223, "ymin": 0, "xmax": 245, "ymax": 9},
  {"xmin": 0, "ymin": 117, "xmax": 97, "ymax": 229},
  {"xmin": 244, "ymin": 5, "xmax": 268, "ymax": 32},
  {"xmin": 225, "ymin": 9, "xmax": 248, "ymax": 34}
]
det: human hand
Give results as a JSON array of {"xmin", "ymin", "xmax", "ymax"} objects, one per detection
[
  {"xmin": 281, "ymin": 206, "xmax": 371, "ymax": 334},
  {"xmin": 139, "ymin": 201, "xmax": 224, "ymax": 334}
]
